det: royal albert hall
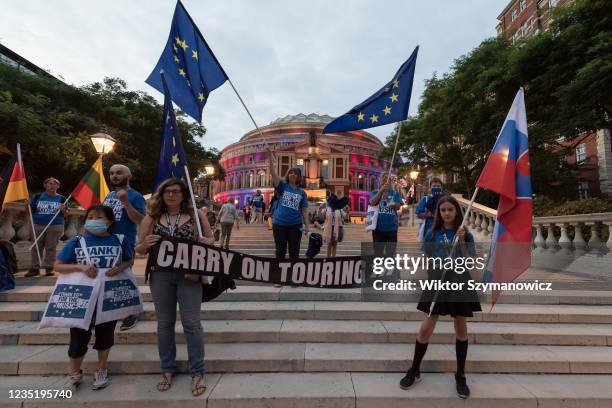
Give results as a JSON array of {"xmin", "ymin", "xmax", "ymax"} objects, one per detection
[{"xmin": 211, "ymin": 113, "xmax": 390, "ymax": 217}]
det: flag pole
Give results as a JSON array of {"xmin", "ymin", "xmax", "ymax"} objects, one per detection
[
  {"xmin": 28, "ymin": 195, "xmax": 72, "ymax": 250},
  {"xmin": 427, "ymin": 186, "xmax": 480, "ymax": 316},
  {"xmin": 17, "ymin": 144, "xmax": 43, "ymax": 268},
  {"xmin": 183, "ymin": 164, "xmax": 203, "ymax": 238},
  {"xmin": 226, "ymin": 78, "xmax": 269, "ymax": 148}
]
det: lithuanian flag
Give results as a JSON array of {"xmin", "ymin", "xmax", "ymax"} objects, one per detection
[
  {"xmin": 71, "ymin": 156, "xmax": 110, "ymax": 209},
  {"xmin": 1, "ymin": 150, "xmax": 29, "ymax": 208}
]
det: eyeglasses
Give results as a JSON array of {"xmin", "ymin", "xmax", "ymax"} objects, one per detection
[{"xmin": 163, "ymin": 189, "xmax": 183, "ymax": 196}]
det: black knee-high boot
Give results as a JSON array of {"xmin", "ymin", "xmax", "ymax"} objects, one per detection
[{"xmin": 411, "ymin": 340, "xmax": 428, "ymax": 373}]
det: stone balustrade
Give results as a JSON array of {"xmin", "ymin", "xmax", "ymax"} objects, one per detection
[
  {"xmin": 0, "ymin": 202, "xmax": 86, "ymax": 269},
  {"xmin": 454, "ymin": 194, "xmax": 612, "ymax": 278}
]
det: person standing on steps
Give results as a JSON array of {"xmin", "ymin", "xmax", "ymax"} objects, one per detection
[
  {"xmin": 369, "ymin": 173, "xmax": 404, "ymax": 279},
  {"xmin": 400, "ymin": 195, "xmax": 481, "ymax": 399},
  {"xmin": 250, "ymin": 189, "xmax": 264, "ymax": 224},
  {"xmin": 25, "ymin": 177, "xmax": 68, "ymax": 277},
  {"xmin": 135, "ymin": 178, "xmax": 214, "ymax": 397},
  {"xmin": 416, "ymin": 178, "xmax": 448, "ymax": 242},
  {"xmin": 102, "ymin": 164, "xmax": 146, "ymax": 331},
  {"xmin": 218, "ymin": 197, "xmax": 240, "ymax": 250},
  {"xmin": 57, "ymin": 204, "xmax": 134, "ymax": 392},
  {"xmin": 267, "ymin": 149, "xmax": 309, "ymax": 259}
]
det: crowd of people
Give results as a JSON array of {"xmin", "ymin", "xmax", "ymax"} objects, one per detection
[{"xmin": 5, "ymin": 151, "xmax": 478, "ymax": 399}]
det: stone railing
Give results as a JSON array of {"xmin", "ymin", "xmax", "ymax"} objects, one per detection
[
  {"xmin": 455, "ymin": 194, "xmax": 612, "ymax": 278},
  {"xmin": 0, "ymin": 202, "xmax": 86, "ymax": 269}
]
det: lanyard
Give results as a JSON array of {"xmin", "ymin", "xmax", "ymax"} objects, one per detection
[{"xmin": 164, "ymin": 213, "xmax": 181, "ymax": 237}]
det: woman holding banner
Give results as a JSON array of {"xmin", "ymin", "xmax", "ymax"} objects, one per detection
[
  {"xmin": 135, "ymin": 178, "xmax": 214, "ymax": 397},
  {"xmin": 55, "ymin": 204, "xmax": 134, "ymax": 391},
  {"xmin": 267, "ymin": 150, "xmax": 309, "ymax": 260}
]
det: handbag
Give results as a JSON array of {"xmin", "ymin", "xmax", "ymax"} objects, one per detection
[
  {"xmin": 39, "ymin": 237, "xmax": 101, "ymax": 330},
  {"xmin": 93, "ymin": 235, "xmax": 143, "ymax": 324},
  {"xmin": 365, "ymin": 205, "xmax": 379, "ymax": 231}
]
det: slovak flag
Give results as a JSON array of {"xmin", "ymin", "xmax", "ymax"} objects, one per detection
[{"xmin": 476, "ymin": 88, "xmax": 532, "ymax": 306}]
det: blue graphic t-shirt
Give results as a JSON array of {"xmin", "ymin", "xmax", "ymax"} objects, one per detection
[
  {"xmin": 251, "ymin": 195, "xmax": 264, "ymax": 210},
  {"xmin": 422, "ymin": 228, "xmax": 476, "ymax": 258},
  {"xmin": 58, "ymin": 234, "xmax": 133, "ymax": 268},
  {"xmin": 31, "ymin": 193, "xmax": 65, "ymax": 226},
  {"xmin": 103, "ymin": 189, "xmax": 146, "ymax": 245},
  {"xmin": 273, "ymin": 180, "xmax": 308, "ymax": 226},
  {"xmin": 369, "ymin": 189, "xmax": 404, "ymax": 232}
]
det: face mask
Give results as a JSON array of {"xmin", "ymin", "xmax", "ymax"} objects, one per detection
[
  {"xmin": 431, "ymin": 187, "xmax": 442, "ymax": 196},
  {"xmin": 84, "ymin": 219, "xmax": 108, "ymax": 235}
]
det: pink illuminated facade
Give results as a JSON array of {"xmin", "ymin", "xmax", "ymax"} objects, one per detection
[{"xmin": 211, "ymin": 113, "xmax": 389, "ymax": 216}]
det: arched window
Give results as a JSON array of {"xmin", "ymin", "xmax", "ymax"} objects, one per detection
[
  {"xmin": 249, "ymin": 172, "xmax": 254, "ymax": 188},
  {"xmin": 235, "ymin": 174, "xmax": 241, "ymax": 189},
  {"xmin": 258, "ymin": 170, "xmax": 266, "ymax": 187},
  {"xmin": 371, "ymin": 175, "xmax": 378, "ymax": 190}
]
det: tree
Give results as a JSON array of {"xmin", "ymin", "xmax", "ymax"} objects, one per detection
[
  {"xmin": 384, "ymin": 0, "xmax": 610, "ymax": 203},
  {"xmin": 0, "ymin": 64, "xmax": 221, "ymax": 195}
]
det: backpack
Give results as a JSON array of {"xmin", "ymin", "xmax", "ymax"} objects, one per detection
[{"xmin": 0, "ymin": 241, "xmax": 17, "ymax": 276}]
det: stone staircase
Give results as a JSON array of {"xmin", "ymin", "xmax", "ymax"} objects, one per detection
[{"xmin": 2, "ymin": 224, "xmax": 612, "ymax": 407}]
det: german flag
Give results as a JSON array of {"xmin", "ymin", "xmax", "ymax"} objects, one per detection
[
  {"xmin": 71, "ymin": 156, "xmax": 110, "ymax": 209},
  {"xmin": 1, "ymin": 151, "xmax": 29, "ymax": 208}
]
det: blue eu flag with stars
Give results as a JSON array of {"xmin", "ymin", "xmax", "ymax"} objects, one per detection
[
  {"xmin": 154, "ymin": 74, "xmax": 189, "ymax": 191},
  {"xmin": 323, "ymin": 46, "xmax": 418, "ymax": 133},
  {"xmin": 146, "ymin": 0, "xmax": 228, "ymax": 123}
]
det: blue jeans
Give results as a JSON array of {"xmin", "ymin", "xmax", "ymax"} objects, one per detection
[{"xmin": 150, "ymin": 271, "xmax": 204, "ymax": 375}]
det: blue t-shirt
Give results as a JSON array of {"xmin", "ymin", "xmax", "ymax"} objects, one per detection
[
  {"xmin": 422, "ymin": 228, "xmax": 476, "ymax": 258},
  {"xmin": 369, "ymin": 189, "xmax": 404, "ymax": 232},
  {"xmin": 103, "ymin": 189, "xmax": 146, "ymax": 245},
  {"xmin": 273, "ymin": 180, "xmax": 308, "ymax": 226},
  {"xmin": 57, "ymin": 234, "xmax": 133, "ymax": 269},
  {"xmin": 251, "ymin": 195, "xmax": 264, "ymax": 210},
  {"xmin": 416, "ymin": 195, "xmax": 435, "ymax": 234},
  {"xmin": 31, "ymin": 193, "xmax": 65, "ymax": 226}
]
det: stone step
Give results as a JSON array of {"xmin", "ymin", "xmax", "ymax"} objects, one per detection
[
  {"xmin": 2, "ymin": 343, "xmax": 612, "ymax": 375},
  {"xmin": 3, "ymin": 285, "xmax": 612, "ymax": 304},
  {"xmin": 1, "ymin": 372, "xmax": 611, "ymax": 407},
  {"xmin": 3, "ymin": 320, "xmax": 612, "ymax": 346},
  {"xmin": 2, "ymin": 301, "xmax": 612, "ymax": 324}
]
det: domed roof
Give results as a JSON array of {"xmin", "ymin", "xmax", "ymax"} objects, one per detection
[{"xmin": 269, "ymin": 113, "xmax": 334, "ymax": 125}]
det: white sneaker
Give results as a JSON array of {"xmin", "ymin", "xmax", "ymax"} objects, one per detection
[
  {"xmin": 92, "ymin": 368, "xmax": 109, "ymax": 390},
  {"xmin": 62, "ymin": 370, "xmax": 82, "ymax": 393}
]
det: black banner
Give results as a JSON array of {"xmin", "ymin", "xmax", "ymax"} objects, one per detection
[{"xmin": 146, "ymin": 237, "xmax": 363, "ymax": 288}]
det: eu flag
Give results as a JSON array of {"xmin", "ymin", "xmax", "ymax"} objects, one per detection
[
  {"xmin": 146, "ymin": 1, "xmax": 228, "ymax": 123},
  {"xmin": 153, "ymin": 74, "xmax": 189, "ymax": 191},
  {"xmin": 323, "ymin": 46, "xmax": 418, "ymax": 134}
]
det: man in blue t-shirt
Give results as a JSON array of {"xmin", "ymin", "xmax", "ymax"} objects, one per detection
[
  {"xmin": 250, "ymin": 190, "xmax": 264, "ymax": 224},
  {"xmin": 369, "ymin": 173, "xmax": 404, "ymax": 279},
  {"xmin": 25, "ymin": 177, "xmax": 68, "ymax": 277},
  {"xmin": 415, "ymin": 178, "xmax": 448, "ymax": 242},
  {"xmin": 103, "ymin": 164, "xmax": 145, "ymax": 330}
]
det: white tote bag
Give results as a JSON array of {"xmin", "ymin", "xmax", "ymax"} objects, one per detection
[
  {"xmin": 96, "ymin": 265, "xmax": 143, "ymax": 324},
  {"xmin": 96, "ymin": 235, "xmax": 143, "ymax": 324},
  {"xmin": 365, "ymin": 205, "xmax": 379, "ymax": 231},
  {"xmin": 39, "ymin": 238, "xmax": 101, "ymax": 330}
]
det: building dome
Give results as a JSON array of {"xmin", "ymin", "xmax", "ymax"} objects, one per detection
[
  {"xmin": 211, "ymin": 113, "xmax": 390, "ymax": 218},
  {"xmin": 269, "ymin": 113, "xmax": 334, "ymax": 125}
]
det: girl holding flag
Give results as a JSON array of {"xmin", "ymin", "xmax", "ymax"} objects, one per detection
[
  {"xmin": 400, "ymin": 195, "xmax": 481, "ymax": 399},
  {"xmin": 55, "ymin": 204, "xmax": 134, "ymax": 392}
]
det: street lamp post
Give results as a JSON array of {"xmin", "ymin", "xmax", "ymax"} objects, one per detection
[
  {"xmin": 204, "ymin": 165, "xmax": 215, "ymax": 201},
  {"xmin": 90, "ymin": 132, "xmax": 116, "ymax": 156}
]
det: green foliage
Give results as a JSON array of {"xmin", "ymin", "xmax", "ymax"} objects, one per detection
[
  {"xmin": 533, "ymin": 196, "xmax": 612, "ymax": 217},
  {"xmin": 0, "ymin": 65, "xmax": 221, "ymax": 195},
  {"xmin": 385, "ymin": 0, "xmax": 611, "ymax": 204}
]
